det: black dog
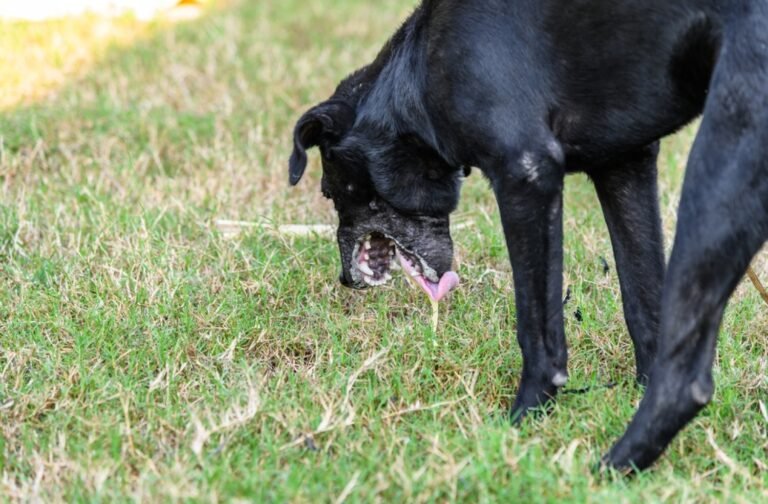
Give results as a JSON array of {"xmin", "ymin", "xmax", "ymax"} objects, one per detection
[{"xmin": 288, "ymin": 0, "xmax": 768, "ymax": 471}]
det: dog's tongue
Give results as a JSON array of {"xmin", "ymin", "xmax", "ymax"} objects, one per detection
[
  {"xmin": 417, "ymin": 271, "xmax": 460, "ymax": 302},
  {"xmin": 395, "ymin": 251, "xmax": 459, "ymax": 302}
]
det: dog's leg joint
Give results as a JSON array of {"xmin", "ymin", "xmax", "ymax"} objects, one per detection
[
  {"xmin": 552, "ymin": 372, "xmax": 569, "ymax": 388},
  {"xmin": 690, "ymin": 376, "xmax": 714, "ymax": 406},
  {"xmin": 486, "ymin": 139, "xmax": 565, "ymax": 197}
]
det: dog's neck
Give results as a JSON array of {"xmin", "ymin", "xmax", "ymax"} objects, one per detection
[{"xmin": 337, "ymin": 7, "xmax": 440, "ymax": 152}]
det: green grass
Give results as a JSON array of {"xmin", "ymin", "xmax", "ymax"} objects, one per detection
[{"xmin": 1, "ymin": 0, "xmax": 766, "ymax": 501}]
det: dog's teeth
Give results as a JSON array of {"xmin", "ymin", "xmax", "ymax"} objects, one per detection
[
  {"xmin": 358, "ymin": 263, "xmax": 374, "ymax": 276},
  {"xmin": 364, "ymin": 253, "xmax": 370, "ymax": 261},
  {"xmin": 364, "ymin": 241, "xmax": 372, "ymax": 250}
]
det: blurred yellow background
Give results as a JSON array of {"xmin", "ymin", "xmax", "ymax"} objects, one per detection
[{"xmin": 0, "ymin": 1, "xmax": 202, "ymax": 21}]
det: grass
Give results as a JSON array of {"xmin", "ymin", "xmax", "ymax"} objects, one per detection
[{"xmin": 0, "ymin": 0, "xmax": 766, "ymax": 501}]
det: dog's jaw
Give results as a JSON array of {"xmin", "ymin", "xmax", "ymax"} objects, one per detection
[{"xmin": 350, "ymin": 232, "xmax": 459, "ymax": 301}]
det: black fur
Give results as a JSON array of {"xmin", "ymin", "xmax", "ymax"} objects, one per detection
[{"xmin": 289, "ymin": 0, "xmax": 768, "ymax": 472}]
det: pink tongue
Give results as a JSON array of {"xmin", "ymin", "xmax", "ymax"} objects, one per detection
[
  {"xmin": 417, "ymin": 271, "xmax": 460, "ymax": 302},
  {"xmin": 394, "ymin": 251, "xmax": 460, "ymax": 302}
]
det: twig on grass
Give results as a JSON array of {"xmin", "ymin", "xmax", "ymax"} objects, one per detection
[
  {"xmin": 214, "ymin": 219, "xmax": 475, "ymax": 239},
  {"xmin": 214, "ymin": 219, "xmax": 335, "ymax": 239},
  {"xmin": 746, "ymin": 266, "xmax": 768, "ymax": 306}
]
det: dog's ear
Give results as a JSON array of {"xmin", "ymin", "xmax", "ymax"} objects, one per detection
[{"xmin": 289, "ymin": 100, "xmax": 355, "ymax": 185}]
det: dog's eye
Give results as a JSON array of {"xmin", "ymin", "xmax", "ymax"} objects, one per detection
[
  {"xmin": 346, "ymin": 183, "xmax": 355, "ymax": 193},
  {"xmin": 369, "ymin": 199, "xmax": 379, "ymax": 211}
]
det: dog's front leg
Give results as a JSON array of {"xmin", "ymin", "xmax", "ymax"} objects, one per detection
[{"xmin": 489, "ymin": 147, "xmax": 567, "ymax": 421}]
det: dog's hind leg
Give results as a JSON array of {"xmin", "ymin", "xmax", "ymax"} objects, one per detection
[
  {"xmin": 603, "ymin": 40, "xmax": 768, "ymax": 471},
  {"xmin": 590, "ymin": 144, "xmax": 666, "ymax": 384}
]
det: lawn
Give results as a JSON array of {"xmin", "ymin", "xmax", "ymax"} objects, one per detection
[{"xmin": 1, "ymin": 0, "xmax": 766, "ymax": 501}]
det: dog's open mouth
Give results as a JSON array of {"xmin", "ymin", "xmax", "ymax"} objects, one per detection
[{"xmin": 352, "ymin": 232, "xmax": 459, "ymax": 302}]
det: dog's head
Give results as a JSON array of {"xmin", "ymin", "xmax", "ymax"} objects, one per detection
[{"xmin": 288, "ymin": 97, "xmax": 462, "ymax": 300}]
